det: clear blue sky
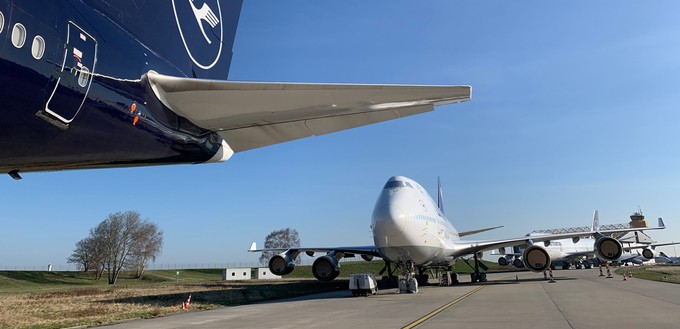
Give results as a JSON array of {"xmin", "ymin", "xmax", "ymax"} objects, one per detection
[{"xmin": 2, "ymin": 1, "xmax": 680, "ymax": 269}]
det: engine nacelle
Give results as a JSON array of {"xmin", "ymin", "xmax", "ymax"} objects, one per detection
[
  {"xmin": 312, "ymin": 255, "xmax": 340, "ymax": 281},
  {"xmin": 641, "ymin": 247, "xmax": 656, "ymax": 260},
  {"xmin": 268, "ymin": 254, "xmax": 296, "ymax": 276},
  {"xmin": 594, "ymin": 237, "xmax": 623, "ymax": 261},
  {"xmin": 361, "ymin": 254, "xmax": 373, "ymax": 262},
  {"xmin": 522, "ymin": 245, "xmax": 551, "ymax": 272}
]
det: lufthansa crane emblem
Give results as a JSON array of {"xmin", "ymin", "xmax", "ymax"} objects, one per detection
[{"xmin": 172, "ymin": 0, "xmax": 224, "ymax": 70}]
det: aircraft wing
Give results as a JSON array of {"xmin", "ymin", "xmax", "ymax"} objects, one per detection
[
  {"xmin": 147, "ymin": 71, "xmax": 471, "ymax": 152},
  {"xmin": 448, "ymin": 223, "xmax": 667, "ymax": 259},
  {"xmin": 248, "ymin": 242, "xmax": 381, "ymax": 258},
  {"xmin": 623, "ymin": 241, "xmax": 680, "ymax": 251},
  {"xmin": 458, "ymin": 225, "xmax": 504, "ymax": 237}
]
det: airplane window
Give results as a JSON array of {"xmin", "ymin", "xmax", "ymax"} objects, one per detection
[
  {"xmin": 0, "ymin": 12, "xmax": 4, "ymax": 33},
  {"xmin": 31, "ymin": 36, "xmax": 45, "ymax": 60},
  {"xmin": 11, "ymin": 23, "xmax": 26, "ymax": 48},
  {"xmin": 405, "ymin": 182, "xmax": 413, "ymax": 188}
]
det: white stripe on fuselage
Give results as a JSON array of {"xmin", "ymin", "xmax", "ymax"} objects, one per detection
[{"xmin": 371, "ymin": 176, "xmax": 459, "ymax": 265}]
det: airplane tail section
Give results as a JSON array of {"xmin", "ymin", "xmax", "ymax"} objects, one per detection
[
  {"xmin": 85, "ymin": 0, "xmax": 243, "ymax": 79},
  {"xmin": 591, "ymin": 210, "xmax": 600, "ymax": 232},
  {"xmin": 437, "ymin": 176, "xmax": 445, "ymax": 215}
]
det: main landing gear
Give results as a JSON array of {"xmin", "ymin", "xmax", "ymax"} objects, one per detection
[
  {"xmin": 462, "ymin": 253, "xmax": 488, "ymax": 283},
  {"xmin": 379, "ymin": 260, "xmax": 399, "ymax": 288}
]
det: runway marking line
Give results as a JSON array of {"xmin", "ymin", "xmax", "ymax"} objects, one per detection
[{"xmin": 401, "ymin": 284, "xmax": 486, "ymax": 329}]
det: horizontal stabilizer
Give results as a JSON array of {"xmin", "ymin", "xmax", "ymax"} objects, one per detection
[
  {"xmin": 148, "ymin": 71, "xmax": 471, "ymax": 152},
  {"xmin": 459, "ymin": 225, "xmax": 504, "ymax": 237}
]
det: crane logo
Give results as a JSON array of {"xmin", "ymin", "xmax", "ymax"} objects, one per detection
[{"xmin": 172, "ymin": 0, "xmax": 223, "ymax": 70}]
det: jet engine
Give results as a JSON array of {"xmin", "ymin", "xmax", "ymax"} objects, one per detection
[
  {"xmin": 641, "ymin": 247, "xmax": 656, "ymax": 260},
  {"xmin": 361, "ymin": 254, "xmax": 373, "ymax": 262},
  {"xmin": 268, "ymin": 253, "xmax": 296, "ymax": 276},
  {"xmin": 312, "ymin": 255, "xmax": 340, "ymax": 281},
  {"xmin": 522, "ymin": 245, "xmax": 551, "ymax": 272},
  {"xmin": 593, "ymin": 237, "xmax": 623, "ymax": 261}
]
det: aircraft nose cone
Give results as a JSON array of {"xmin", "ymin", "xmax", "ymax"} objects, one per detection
[{"xmin": 373, "ymin": 203, "xmax": 407, "ymax": 236}]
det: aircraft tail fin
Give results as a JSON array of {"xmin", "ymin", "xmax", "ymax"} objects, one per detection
[
  {"xmin": 658, "ymin": 217, "xmax": 665, "ymax": 228},
  {"xmin": 591, "ymin": 210, "xmax": 600, "ymax": 232},
  {"xmin": 437, "ymin": 176, "xmax": 445, "ymax": 215},
  {"xmin": 88, "ymin": 1, "xmax": 243, "ymax": 80}
]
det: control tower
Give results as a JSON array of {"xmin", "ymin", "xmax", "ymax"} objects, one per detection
[{"xmin": 629, "ymin": 209, "xmax": 648, "ymax": 228}]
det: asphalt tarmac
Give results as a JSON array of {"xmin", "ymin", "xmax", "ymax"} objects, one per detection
[{"xmin": 102, "ymin": 269, "xmax": 680, "ymax": 329}]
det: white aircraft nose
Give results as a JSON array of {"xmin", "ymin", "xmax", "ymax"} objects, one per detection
[{"xmin": 373, "ymin": 203, "xmax": 408, "ymax": 236}]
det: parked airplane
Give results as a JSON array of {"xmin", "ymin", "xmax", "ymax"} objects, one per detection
[
  {"xmin": 655, "ymin": 251, "xmax": 680, "ymax": 265},
  {"xmin": 496, "ymin": 218, "xmax": 675, "ymax": 269},
  {"xmin": 0, "ymin": 1, "xmax": 471, "ymax": 179},
  {"xmin": 249, "ymin": 176, "xmax": 665, "ymax": 288}
]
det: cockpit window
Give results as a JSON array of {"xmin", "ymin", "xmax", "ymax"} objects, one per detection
[{"xmin": 384, "ymin": 181, "xmax": 409, "ymax": 189}]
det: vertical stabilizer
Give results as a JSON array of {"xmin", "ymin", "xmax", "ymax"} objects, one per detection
[
  {"xmin": 84, "ymin": 0, "xmax": 243, "ymax": 80},
  {"xmin": 437, "ymin": 176, "xmax": 445, "ymax": 215},
  {"xmin": 591, "ymin": 210, "xmax": 600, "ymax": 232}
]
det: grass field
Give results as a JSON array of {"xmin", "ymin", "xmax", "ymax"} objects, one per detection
[
  {"xmin": 0, "ymin": 260, "xmax": 505, "ymax": 329},
  {"xmin": 614, "ymin": 265, "xmax": 680, "ymax": 284}
]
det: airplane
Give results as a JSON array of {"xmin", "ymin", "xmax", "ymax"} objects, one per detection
[
  {"xmin": 655, "ymin": 251, "xmax": 680, "ymax": 265},
  {"xmin": 249, "ymin": 176, "xmax": 666, "ymax": 290},
  {"xmin": 496, "ymin": 218, "xmax": 677, "ymax": 270},
  {"xmin": 0, "ymin": 1, "xmax": 471, "ymax": 180}
]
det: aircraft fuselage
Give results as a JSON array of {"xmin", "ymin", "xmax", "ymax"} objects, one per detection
[
  {"xmin": 371, "ymin": 176, "xmax": 460, "ymax": 267},
  {"xmin": 0, "ymin": 0, "xmax": 241, "ymax": 174}
]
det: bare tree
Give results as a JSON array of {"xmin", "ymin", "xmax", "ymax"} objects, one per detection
[
  {"xmin": 68, "ymin": 211, "xmax": 163, "ymax": 284},
  {"xmin": 127, "ymin": 221, "xmax": 163, "ymax": 278},
  {"xmin": 67, "ymin": 237, "xmax": 95, "ymax": 272},
  {"xmin": 259, "ymin": 228, "xmax": 301, "ymax": 266},
  {"xmin": 67, "ymin": 235, "xmax": 105, "ymax": 279}
]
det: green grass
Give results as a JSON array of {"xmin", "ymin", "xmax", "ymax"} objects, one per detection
[
  {"xmin": 614, "ymin": 265, "xmax": 680, "ymax": 284},
  {"xmin": 0, "ymin": 260, "xmax": 506, "ymax": 295}
]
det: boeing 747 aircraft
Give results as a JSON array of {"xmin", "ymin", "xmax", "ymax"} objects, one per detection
[
  {"xmin": 496, "ymin": 216, "xmax": 676, "ymax": 269},
  {"xmin": 0, "ymin": 1, "xmax": 470, "ymax": 179},
  {"xmin": 250, "ymin": 176, "xmax": 666, "ymax": 289},
  {"xmin": 497, "ymin": 232, "xmax": 676, "ymax": 269}
]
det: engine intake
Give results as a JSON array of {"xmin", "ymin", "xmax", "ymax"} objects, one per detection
[
  {"xmin": 641, "ymin": 248, "xmax": 655, "ymax": 260},
  {"xmin": 269, "ymin": 254, "xmax": 296, "ymax": 276},
  {"xmin": 594, "ymin": 237, "xmax": 623, "ymax": 261},
  {"xmin": 522, "ymin": 245, "xmax": 551, "ymax": 272},
  {"xmin": 312, "ymin": 255, "xmax": 340, "ymax": 281}
]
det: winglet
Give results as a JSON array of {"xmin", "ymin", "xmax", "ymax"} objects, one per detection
[
  {"xmin": 658, "ymin": 218, "xmax": 665, "ymax": 228},
  {"xmin": 249, "ymin": 242, "xmax": 257, "ymax": 252},
  {"xmin": 437, "ymin": 176, "xmax": 445, "ymax": 215},
  {"xmin": 592, "ymin": 210, "xmax": 600, "ymax": 232}
]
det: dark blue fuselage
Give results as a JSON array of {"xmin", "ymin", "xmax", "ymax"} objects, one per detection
[{"xmin": 0, "ymin": 0, "xmax": 242, "ymax": 174}]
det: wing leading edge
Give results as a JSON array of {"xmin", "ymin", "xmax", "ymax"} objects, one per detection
[{"xmin": 147, "ymin": 71, "xmax": 471, "ymax": 152}]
